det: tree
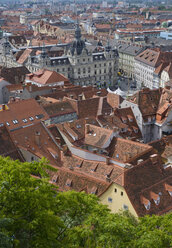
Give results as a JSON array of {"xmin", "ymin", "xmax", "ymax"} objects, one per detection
[{"xmin": 0, "ymin": 156, "xmax": 171, "ymax": 248}]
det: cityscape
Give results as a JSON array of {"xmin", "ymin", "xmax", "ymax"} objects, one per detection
[{"xmin": 0, "ymin": 0, "xmax": 171, "ymax": 247}]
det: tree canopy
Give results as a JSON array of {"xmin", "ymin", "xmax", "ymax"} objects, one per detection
[{"xmin": 0, "ymin": 156, "xmax": 171, "ymax": 248}]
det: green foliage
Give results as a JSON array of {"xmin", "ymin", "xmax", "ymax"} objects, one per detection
[{"xmin": 0, "ymin": 156, "xmax": 171, "ymax": 248}]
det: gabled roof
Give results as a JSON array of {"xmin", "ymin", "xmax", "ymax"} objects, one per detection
[
  {"xmin": 128, "ymin": 88, "xmax": 162, "ymax": 118},
  {"xmin": 0, "ymin": 125, "xmax": 24, "ymax": 161},
  {"xmin": 0, "ymin": 99, "xmax": 49, "ymax": 131},
  {"xmin": 124, "ymin": 157, "xmax": 172, "ymax": 216},
  {"xmin": 42, "ymin": 101, "xmax": 76, "ymax": 118},
  {"xmin": 108, "ymin": 137, "xmax": 152, "ymax": 163},
  {"xmin": 17, "ymin": 48, "xmax": 33, "ymax": 64},
  {"xmin": 49, "ymin": 166, "xmax": 109, "ymax": 196},
  {"xmin": 26, "ymin": 69, "xmax": 69, "ymax": 85},
  {"xmin": 11, "ymin": 122, "xmax": 62, "ymax": 166}
]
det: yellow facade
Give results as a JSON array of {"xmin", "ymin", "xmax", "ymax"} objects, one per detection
[{"xmin": 99, "ymin": 183, "xmax": 138, "ymax": 217}]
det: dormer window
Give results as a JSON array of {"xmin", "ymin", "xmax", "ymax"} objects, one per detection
[
  {"xmin": 165, "ymin": 183, "xmax": 172, "ymax": 196},
  {"xmin": 91, "ymin": 186, "xmax": 97, "ymax": 194},
  {"xmin": 23, "ymin": 119, "xmax": 28, "ymax": 123},
  {"xmin": 29, "ymin": 117, "xmax": 34, "ymax": 121},
  {"xmin": 134, "ymin": 127, "xmax": 138, "ymax": 133},
  {"xmin": 141, "ymin": 196, "xmax": 151, "ymax": 211},
  {"xmin": 66, "ymin": 179, "xmax": 72, "ymax": 187},
  {"xmin": 121, "ymin": 117, "xmax": 127, "ymax": 124},
  {"xmin": 13, "ymin": 119, "xmax": 18, "ymax": 124},
  {"xmin": 144, "ymin": 200, "xmax": 151, "ymax": 210},
  {"xmin": 154, "ymin": 195, "xmax": 160, "ymax": 205},
  {"xmin": 6, "ymin": 122, "xmax": 10, "ymax": 126}
]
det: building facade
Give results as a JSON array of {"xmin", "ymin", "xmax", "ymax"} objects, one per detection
[{"xmin": 2, "ymin": 23, "xmax": 119, "ymax": 87}]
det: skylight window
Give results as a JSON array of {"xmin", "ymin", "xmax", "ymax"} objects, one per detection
[
  {"xmin": 12, "ymin": 120, "xmax": 18, "ymax": 124},
  {"xmin": 36, "ymin": 114, "xmax": 44, "ymax": 119},
  {"xmin": 23, "ymin": 119, "xmax": 28, "ymax": 123}
]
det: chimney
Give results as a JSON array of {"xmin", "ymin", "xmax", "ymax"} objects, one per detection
[
  {"xmin": 62, "ymin": 144, "xmax": 67, "ymax": 154},
  {"xmin": 85, "ymin": 124, "xmax": 90, "ymax": 135},
  {"xmin": 35, "ymin": 131, "xmax": 41, "ymax": 146},
  {"xmin": 150, "ymin": 154, "xmax": 158, "ymax": 164},
  {"xmin": 106, "ymin": 156, "xmax": 110, "ymax": 165},
  {"xmin": 78, "ymin": 94, "xmax": 82, "ymax": 101},
  {"xmin": 2, "ymin": 104, "xmax": 5, "ymax": 111},
  {"xmin": 60, "ymin": 150, "xmax": 64, "ymax": 161},
  {"xmin": 137, "ymin": 159, "xmax": 143, "ymax": 165}
]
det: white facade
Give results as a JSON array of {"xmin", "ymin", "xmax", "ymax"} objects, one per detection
[{"xmin": 134, "ymin": 60, "xmax": 155, "ymax": 89}]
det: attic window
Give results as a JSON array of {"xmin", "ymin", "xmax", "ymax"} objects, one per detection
[
  {"xmin": 91, "ymin": 186, "xmax": 98, "ymax": 194},
  {"xmin": 66, "ymin": 179, "xmax": 72, "ymax": 187},
  {"xmin": 123, "ymin": 204, "xmax": 128, "ymax": 210},
  {"xmin": 144, "ymin": 200, "xmax": 151, "ymax": 210},
  {"xmin": 76, "ymin": 163, "xmax": 82, "ymax": 168},
  {"xmin": 12, "ymin": 119, "xmax": 18, "ymax": 124},
  {"xmin": 114, "ymin": 188, "xmax": 117, "ymax": 193},
  {"xmin": 6, "ymin": 122, "xmax": 10, "ymax": 126},
  {"xmin": 76, "ymin": 124, "xmax": 81, "ymax": 128},
  {"xmin": 23, "ymin": 119, "xmax": 28, "ymax": 123},
  {"xmin": 52, "ymin": 175, "xmax": 58, "ymax": 183},
  {"xmin": 154, "ymin": 195, "xmax": 160, "ymax": 205},
  {"xmin": 134, "ymin": 128, "xmax": 138, "ymax": 133},
  {"xmin": 36, "ymin": 114, "xmax": 44, "ymax": 119},
  {"xmin": 29, "ymin": 117, "xmax": 34, "ymax": 121},
  {"xmin": 169, "ymin": 191, "xmax": 172, "ymax": 196},
  {"xmin": 116, "ymin": 154, "xmax": 119, "ymax": 158}
]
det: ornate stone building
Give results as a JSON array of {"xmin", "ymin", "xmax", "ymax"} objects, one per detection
[{"xmin": 1, "ymin": 23, "xmax": 119, "ymax": 87}]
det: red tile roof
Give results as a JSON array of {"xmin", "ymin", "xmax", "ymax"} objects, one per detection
[{"xmin": 0, "ymin": 99, "xmax": 49, "ymax": 131}]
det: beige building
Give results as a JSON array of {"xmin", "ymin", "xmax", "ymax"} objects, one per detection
[
  {"xmin": 116, "ymin": 43, "xmax": 144, "ymax": 79},
  {"xmin": 2, "ymin": 23, "xmax": 119, "ymax": 87},
  {"xmin": 160, "ymin": 63, "xmax": 172, "ymax": 88}
]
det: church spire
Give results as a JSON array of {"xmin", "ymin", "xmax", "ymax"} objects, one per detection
[{"xmin": 75, "ymin": 19, "xmax": 82, "ymax": 41}]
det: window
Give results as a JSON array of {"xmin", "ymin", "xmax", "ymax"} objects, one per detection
[
  {"xmin": 6, "ymin": 122, "xmax": 10, "ymax": 126},
  {"xmin": 66, "ymin": 179, "xmax": 72, "ymax": 187},
  {"xmin": 144, "ymin": 201, "xmax": 151, "ymax": 210},
  {"xmin": 12, "ymin": 119, "xmax": 18, "ymax": 124},
  {"xmin": 114, "ymin": 188, "xmax": 117, "ymax": 193},
  {"xmin": 95, "ymin": 64, "xmax": 97, "ymax": 68},
  {"xmin": 0, "ymin": 123, "xmax": 3, "ymax": 127},
  {"xmin": 83, "ymin": 58, "xmax": 85, "ymax": 62},
  {"xmin": 154, "ymin": 195, "xmax": 160, "ymax": 205},
  {"xmin": 108, "ymin": 197, "xmax": 112, "ymax": 203},
  {"xmin": 123, "ymin": 204, "xmax": 128, "ymax": 210},
  {"xmin": 83, "ymin": 68, "xmax": 86, "ymax": 74},
  {"xmin": 22, "ymin": 119, "xmax": 28, "ymax": 123},
  {"xmin": 29, "ymin": 117, "xmax": 34, "ymax": 121},
  {"xmin": 121, "ymin": 192, "xmax": 123, "ymax": 196},
  {"xmin": 36, "ymin": 114, "xmax": 44, "ymax": 119}
]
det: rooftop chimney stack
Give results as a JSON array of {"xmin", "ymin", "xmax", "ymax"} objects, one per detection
[
  {"xmin": 85, "ymin": 124, "xmax": 90, "ymax": 135},
  {"xmin": 35, "ymin": 131, "xmax": 41, "ymax": 147}
]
